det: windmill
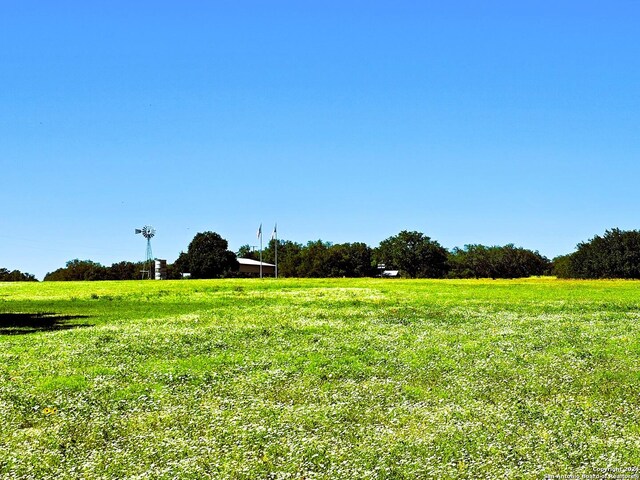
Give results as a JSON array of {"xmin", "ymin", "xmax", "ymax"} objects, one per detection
[{"xmin": 135, "ymin": 225, "xmax": 155, "ymax": 279}]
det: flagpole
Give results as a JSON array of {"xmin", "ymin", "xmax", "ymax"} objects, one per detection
[
  {"xmin": 274, "ymin": 223, "xmax": 278, "ymax": 279},
  {"xmin": 259, "ymin": 226, "xmax": 263, "ymax": 279}
]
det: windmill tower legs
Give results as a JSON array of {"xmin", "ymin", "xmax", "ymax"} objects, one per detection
[
  {"xmin": 136, "ymin": 226, "xmax": 156, "ymax": 280},
  {"xmin": 142, "ymin": 238, "xmax": 154, "ymax": 279}
]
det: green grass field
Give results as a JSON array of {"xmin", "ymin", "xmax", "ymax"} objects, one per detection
[{"xmin": 1, "ymin": 278, "xmax": 639, "ymax": 479}]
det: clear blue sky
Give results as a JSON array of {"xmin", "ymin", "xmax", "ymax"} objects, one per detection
[{"xmin": 2, "ymin": 1, "xmax": 639, "ymax": 279}]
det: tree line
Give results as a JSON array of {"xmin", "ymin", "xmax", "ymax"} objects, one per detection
[
  {"xmin": 4, "ymin": 227, "xmax": 639, "ymax": 282},
  {"xmin": 0, "ymin": 268, "xmax": 37, "ymax": 282},
  {"xmin": 552, "ymin": 228, "xmax": 640, "ymax": 279},
  {"xmin": 43, "ymin": 259, "xmax": 184, "ymax": 282},
  {"xmin": 237, "ymin": 230, "xmax": 550, "ymax": 279}
]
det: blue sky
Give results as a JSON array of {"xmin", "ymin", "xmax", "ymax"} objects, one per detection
[{"xmin": 2, "ymin": 1, "xmax": 639, "ymax": 279}]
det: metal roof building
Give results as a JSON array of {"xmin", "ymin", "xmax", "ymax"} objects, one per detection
[{"xmin": 237, "ymin": 258, "xmax": 276, "ymax": 276}]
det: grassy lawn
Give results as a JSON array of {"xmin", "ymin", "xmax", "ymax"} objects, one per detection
[{"xmin": 1, "ymin": 278, "xmax": 639, "ymax": 479}]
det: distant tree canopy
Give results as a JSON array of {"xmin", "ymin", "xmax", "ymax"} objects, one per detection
[
  {"xmin": 183, "ymin": 231, "xmax": 238, "ymax": 279},
  {"xmin": 44, "ymin": 259, "xmax": 153, "ymax": 281},
  {"xmin": 261, "ymin": 239, "xmax": 303, "ymax": 277},
  {"xmin": 296, "ymin": 240, "xmax": 333, "ymax": 277},
  {"xmin": 448, "ymin": 244, "xmax": 551, "ymax": 279},
  {"xmin": 237, "ymin": 244, "xmax": 259, "ymax": 261},
  {"xmin": 558, "ymin": 228, "xmax": 640, "ymax": 279},
  {"xmin": 0, "ymin": 268, "xmax": 37, "ymax": 282},
  {"xmin": 38, "ymin": 226, "xmax": 640, "ymax": 281},
  {"xmin": 551, "ymin": 254, "xmax": 573, "ymax": 279},
  {"xmin": 259, "ymin": 239, "xmax": 374, "ymax": 278},
  {"xmin": 45, "ymin": 260, "xmax": 108, "ymax": 281},
  {"xmin": 325, "ymin": 242, "xmax": 374, "ymax": 278},
  {"xmin": 375, "ymin": 231, "xmax": 448, "ymax": 278},
  {"xmin": 108, "ymin": 261, "xmax": 146, "ymax": 280},
  {"xmin": 171, "ymin": 252, "xmax": 190, "ymax": 278}
]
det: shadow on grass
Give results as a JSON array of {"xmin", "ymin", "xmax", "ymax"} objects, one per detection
[{"xmin": 0, "ymin": 313, "xmax": 92, "ymax": 335}]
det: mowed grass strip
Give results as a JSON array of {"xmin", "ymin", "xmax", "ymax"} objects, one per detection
[{"xmin": 1, "ymin": 278, "xmax": 639, "ymax": 479}]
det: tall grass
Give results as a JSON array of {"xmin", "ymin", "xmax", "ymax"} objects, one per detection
[{"xmin": 1, "ymin": 278, "xmax": 639, "ymax": 478}]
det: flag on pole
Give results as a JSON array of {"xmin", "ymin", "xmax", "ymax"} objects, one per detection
[
  {"xmin": 257, "ymin": 224, "xmax": 262, "ymax": 239},
  {"xmin": 271, "ymin": 223, "xmax": 277, "ymax": 240}
]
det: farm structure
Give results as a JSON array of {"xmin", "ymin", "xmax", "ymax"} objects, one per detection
[{"xmin": 237, "ymin": 258, "xmax": 276, "ymax": 276}]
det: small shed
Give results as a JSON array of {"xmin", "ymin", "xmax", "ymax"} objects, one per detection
[
  {"xmin": 237, "ymin": 258, "xmax": 276, "ymax": 276},
  {"xmin": 382, "ymin": 270, "xmax": 400, "ymax": 278}
]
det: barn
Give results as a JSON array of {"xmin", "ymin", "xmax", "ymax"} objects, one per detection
[{"xmin": 237, "ymin": 258, "xmax": 276, "ymax": 276}]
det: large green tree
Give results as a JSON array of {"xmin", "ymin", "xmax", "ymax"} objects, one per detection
[
  {"xmin": 375, "ymin": 231, "xmax": 448, "ymax": 278},
  {"xmin": 569, "ymin": 228, "xmax": 640, "ymax": 279},
  {"xmin": 184, "ymin": 231, "xmax": 238, "ymax": 279}
]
